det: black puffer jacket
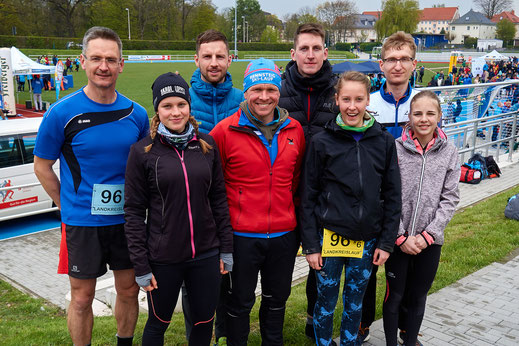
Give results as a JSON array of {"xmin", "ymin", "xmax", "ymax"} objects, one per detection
[
  {"xmin": 124, "ymin": 133, "xmax": 233, "ymax": 276},
  {"xmin": 300, "ymin": 118, "xmax": 401, "ymax": 255},
  {"xmin": 279, "ymin": 60, "xmax": 338, "ymax": 140}
]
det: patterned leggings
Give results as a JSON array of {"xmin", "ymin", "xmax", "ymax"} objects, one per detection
[{"xmin": 313, "ymin": 238, "xmax": 376, "ymax": 346}]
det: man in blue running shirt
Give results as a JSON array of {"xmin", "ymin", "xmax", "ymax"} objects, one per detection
[{"xmin": 34, "ymin": 27, "xmax": 149, "ymax": 346}]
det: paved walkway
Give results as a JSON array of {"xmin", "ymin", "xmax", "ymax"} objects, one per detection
[{"xmin": 0, "ymin": 155, "xmax": 518, "ymax": 343}]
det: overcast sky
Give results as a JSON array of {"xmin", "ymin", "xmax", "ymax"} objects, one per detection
[{"xmin": 211, "ymin": 0, "xmax": 519, "ymax": 19}]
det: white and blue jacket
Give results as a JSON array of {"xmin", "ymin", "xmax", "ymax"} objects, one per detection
[{"xmin": 367, "ymin": 82, "xmax": 419, "ymax": 139}]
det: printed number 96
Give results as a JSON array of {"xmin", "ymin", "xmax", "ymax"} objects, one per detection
[
  {"xmin": 330, "ymin": 233, "xmax": 350, "ymax": 247},
  {"xmin": 101, "ymin": 190, "xmax": 122, "ymax": 204}
]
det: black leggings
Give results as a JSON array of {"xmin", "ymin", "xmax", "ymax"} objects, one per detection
[
  {"xmin": 383, "ymin": 245, "xmax": 442, "ymax": 346},
  {"xmin": 142, "ymin": 255, "xmax": 221, "ymax": 345}
]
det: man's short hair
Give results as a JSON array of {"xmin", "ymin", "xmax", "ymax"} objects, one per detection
[
  {"xmin": 82, "ymin": 26, "xmax": 122, "ymax": 59},
  {"xmin": 294, "ymin": 23, "xmax": 325, "ymax": 48},
  {"xmin": 381, "ymin": 31, "xmax": 416, "ymax": 60},
  {"xmin": 196, "ymin": 30, "xmax": 229, "ymax": 54}
]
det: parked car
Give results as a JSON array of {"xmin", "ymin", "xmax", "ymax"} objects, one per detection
[{"xmin": 0, "ymin": 118, "xmax": 59, "ymax": 222}]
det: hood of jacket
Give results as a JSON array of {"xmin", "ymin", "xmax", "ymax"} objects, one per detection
[
  {"xmin": 399, "ymin": 125, "xmax": 448, "ymax": 154},
  {"xmin": 190, "ymin": 68, "xmax": 235, "ymax": 102}
]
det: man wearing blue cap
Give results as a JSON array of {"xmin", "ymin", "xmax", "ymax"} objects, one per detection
[{"xmin": 211, "ymin": 58, "xmax": 305, "ymax": 345}]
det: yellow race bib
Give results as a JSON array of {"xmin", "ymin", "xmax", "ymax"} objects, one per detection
[{"xmin": 321, "ymin": 228, "xmax": 364, "ymax": 258}]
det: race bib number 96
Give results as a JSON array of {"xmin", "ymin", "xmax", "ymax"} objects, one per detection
[
  {"xmin": 91, "ymin": 184, "xmax": 124, "ymax": 215},
  {"xmin": 321, "ymin": 228, "xmax": 364, "ymax": 258}
]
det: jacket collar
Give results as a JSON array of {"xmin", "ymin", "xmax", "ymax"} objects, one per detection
[
  {"xmin": 283, "ymin": 60, "xmax": 334, "ymax": 92},
  {"xmin": 378, "ymin": 82, "xmax": 413, "ymax": 105},
  {"xmin": 324, "ymin": 116, "xmax": 384, "ymax": 139},
  {"xmin": 400, "ymin": 125, "xmax": 447, "ymax": 154},
  {"xmin": 190, "ymin": 68, "xmax": 234, "ymax": 101}
]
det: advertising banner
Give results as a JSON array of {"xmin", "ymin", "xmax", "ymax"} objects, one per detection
[
  {"xmin": 55, "ymin": 60, "xmax": 64, "ymax": 100},
  {"xmin": 0, "ymin": 48, "xmax": 16, "ymax": 115}
]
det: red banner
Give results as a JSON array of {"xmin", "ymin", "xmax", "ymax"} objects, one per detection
[{"xmin": 0, "ymin": 196, "xmax": 38, "ymax": 209}]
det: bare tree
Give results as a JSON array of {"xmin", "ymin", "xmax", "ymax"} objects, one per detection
[
  {"xmin": 44, "ymin": 0, "xmax": 89, "ymax": 36},
  {"xmin": 317, "ymin": 0, "xmax": 356, "ymax": 45},
  {"xmin": 474, "ymin": 0, "xmax": 512, "ymax": 19}
]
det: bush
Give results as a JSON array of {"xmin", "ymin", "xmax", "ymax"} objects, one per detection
[
  {"xmin": 463, "ymin": 37, "xmax": 477, "ymax": 49},
  {"xmin": 359, "ymin": 42, "xmax": 382, "ymax": 52},
  {"xmin": 335, "ymin": 42, "xmax": 352, "ymax": 51}
]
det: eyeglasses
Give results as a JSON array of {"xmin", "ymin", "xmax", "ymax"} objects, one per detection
[
  {"xmin": 382, "ymin": 57, "xmax": 414, "ymax": 66},
  {"xmin": 84, "ymin": 55, "xmax": 121, "ymax": 67}
]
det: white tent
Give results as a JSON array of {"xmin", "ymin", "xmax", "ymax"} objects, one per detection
[
  {"xmin": 10, "ymin": 46, "xmax": 55, "ymax": 76},
  {"xmin": 480, "ymin": 50, "xmax": 509, "ymax": 62}
]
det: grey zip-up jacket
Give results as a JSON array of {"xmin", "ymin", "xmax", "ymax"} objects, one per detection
[{"xmin": 396, "ymin": 127, "xmax": 461, "ymax": 245}]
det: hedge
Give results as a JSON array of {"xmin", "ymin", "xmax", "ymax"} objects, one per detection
[
  {"xmin": 359, "ymin": 42, "xmax": 382, "ymax": 52},
  {"xmin": 0, "ymin": 35, "xmax": 293, "ymax": 51},
  {"xmin": 335, "ymin": 43, "xmax": 352, "ymax": 51}
]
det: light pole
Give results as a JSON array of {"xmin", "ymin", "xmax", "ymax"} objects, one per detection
[
  {"xmin": 125, "ymin": 8, "xmax": 131, "ymax": 40},
  {"xmin": 242, "ymin": 16, "xmax": 246, "ymax": 43},
  {"xmin": 245, "ymin": 21, "xmax": 249, "ymax": 42},
  {"xmin": 234, "ymin": 3, "xmax": 237, "ymax": 57}
]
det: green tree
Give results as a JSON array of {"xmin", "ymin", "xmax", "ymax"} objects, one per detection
[
  {"xmin": 185, "ymin": 0, "xmax": 217, "ymax": 40},
  {"xmin": 374, "ymin": 0, "xmax": 420, "ymax": 40},
  {"xmin": 260, "ymin": 26, "xmax": 280, "ymax": 43},
  {"xmin": 236, "ymin": 0, "xmax": 265, "ymax": 42},
  {"xmin": 496, "ymin": 19, "xmax": 516, "ymax": 47},
  {"xmin": 44, "ymin": 0, "xmax": 91, "ymax": 37},
  {"xmin": 464, "ymin": 36, "xmax": 477, "ymax": 48}
]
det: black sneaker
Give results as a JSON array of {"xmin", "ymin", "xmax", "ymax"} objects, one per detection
[
  {"xmin": 398, "ymin": 330, "xmax": 423, "ymax": 346},
  {"xmin": 305, "ymin": 323, "xmax": 315, "ymax": 340},
  {"xmin": 357, "ymin": 326, "xmax": 371, "ymax": 343}
]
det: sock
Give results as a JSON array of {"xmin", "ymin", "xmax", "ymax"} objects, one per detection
[{"xmin": 116, "ymin": 334, "xmax": 133, "ymax": 346}]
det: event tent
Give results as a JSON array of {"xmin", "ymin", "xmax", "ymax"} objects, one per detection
[
  {"xmin": 480, "ymin": 50, "xmax": 508, "ymax": 61},
  {"xmin": 332, "ymin": 60, "xmax": 382, "ymax": 74},
  {"xmin": 10, "ymin": 46, "xmax": 55, "ymax": 76},
  {"xmin": 357, "ymin": 61, "xmax": 382, "ymax": 74}
]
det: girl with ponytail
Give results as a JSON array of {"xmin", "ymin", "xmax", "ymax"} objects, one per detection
[{"xmin": 124, "ymin": 72, "xmax": 233, "ymax": 345}]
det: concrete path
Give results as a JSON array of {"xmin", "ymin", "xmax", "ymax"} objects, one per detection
[{"xmin": 0, "ymin": 155, "xmax": 518, "ymax": 343}]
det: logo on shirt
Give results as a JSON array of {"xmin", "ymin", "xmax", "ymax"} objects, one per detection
[
  {"xmin": 78, "ymin": 119, "xmax": 90, "ymax": 124},
  {"xmin": 287, "ymin": 138, "xmax": 294, "ymax": 145},
  {"xmin": 187, "ymin": 145, "xmax": 199, "ymax": 150}
]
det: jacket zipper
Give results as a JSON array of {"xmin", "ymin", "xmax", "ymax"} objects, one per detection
[
  {"xmin": 212, "ymin": 88, "xmax": 218, "ymax": 127},
  {"xmin": 356, "ymin": 141, "xmax": 363, "ymax": 221},
  {"xmin": 410, "ymin": 152, "xmax": 428, "ymax": 236},
  {"xmin": 174, "ymin": 148, "xmax": 196, "ymax": 258},
  {"xmin": 236, "ymin": 187, "xmax": 242, "ymax": 225},
  {"xmin": 307, "ymin": 87, "xmax": 312, "ymax": 122}
]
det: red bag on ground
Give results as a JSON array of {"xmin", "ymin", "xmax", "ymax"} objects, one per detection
[{"xmin": 460, "ymin": 164, "xmax": 482, "ymax": 184}]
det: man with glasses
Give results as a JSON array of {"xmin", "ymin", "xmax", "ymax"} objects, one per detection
[
  {"xmin": 358, "ymin": 31, "xmax": 419, "ymax": 345},
  {"xmin": 33, "ymin": 26, "xmax": 149, "ymax": 346},
  {"xmin": 367, "ymin": 31, "xmax": 419, "ymax": 139}
]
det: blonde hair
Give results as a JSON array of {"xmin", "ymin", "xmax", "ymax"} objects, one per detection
[
  {"xmin": 335, "ymin": 71, "xmax": 371, "ymax": 95},
  {"xmin": 144, "ymin": 115, "xmax": 212, "ymax": 154},
  {"xmin": 381, "ymin": 31, "xmax": 416, "ymax": 60}
]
